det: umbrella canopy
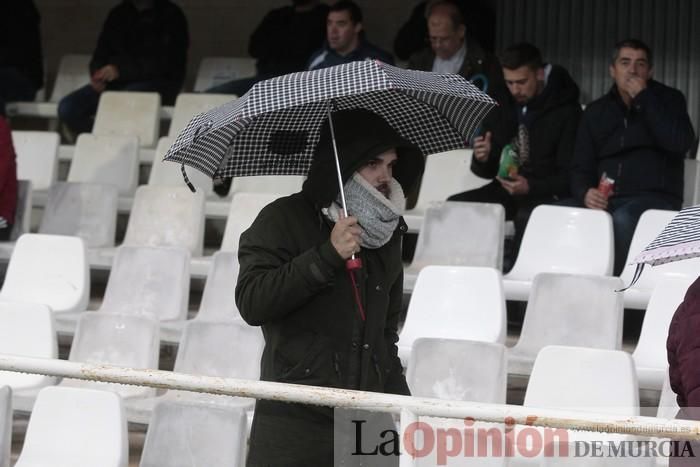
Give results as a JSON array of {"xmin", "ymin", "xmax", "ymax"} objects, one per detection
[
  {"xmin": 164, "ymin": 59, "xmax": 496, "ymax": 183},
  {"xmin": 633, "ymin": 205, "xmax": 700, "ymax": 266},
  {"xmin": 620, "ymin": 205, "xmax": 700, "ymax": 290}
]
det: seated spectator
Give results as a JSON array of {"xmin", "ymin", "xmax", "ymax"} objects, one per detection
[
  {"xmin": 58, "ymin": 0, "xmax": 189, "ymax": 137},
  {"xmin": 407, "ymin": 0, "xmax": 505, "ymax": 100},
  {"xmin": 448, "ymin": 43, "xmax": 582, "ymax": 267},
  {"xmin": 206, "ymin": 0, "xmax": 328, "ymax": 96},
  {"xmin": 307, "ymin": 1, "xmax": 393, "ymax": 71},
  {"xmin": 0, "ymin": 0, "xmax": 43, "ymax": 116},
  {"xmin": 569, "ymin": 39, "xmax": 695, "ymax": 275},
  {"xmin": 393, "ymin": 0, "xmax": 495, "ymax": 61},
  {"xmin": 0, "ymin": 115, "xmax": 18, "ymax": 241}
]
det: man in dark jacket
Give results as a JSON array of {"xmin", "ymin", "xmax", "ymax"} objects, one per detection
[
  {"xmin": 0, "ymin": 0, "xmax": 43, "ymax": 116},
  {"xmin": 57, "ymin": 0, "xmax": 189, "ymax": 136},
  {"xmin": 407, "ymin": 0, "xmax": 505, "ymax": 101},
  {"xmin": 236, "ymin": 109, "xmax": 423, "ymax": 466},
  {"xmin": 570, "ymin": 39, "xmax": 696, "ymax": 275},
  {"xmin": 206, "ymin": 0, "xmax": 328, "ymax": 96},
  {"xmin": 307, "ymin": 1, "xmax": 393, "ymax": 71},
  {"xmin": 448, "ymin": 43, "xmax": 582, "ymax": 258}
]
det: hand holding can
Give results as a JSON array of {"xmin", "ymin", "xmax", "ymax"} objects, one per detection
[{"xmin": 598, "ymin": 172, "xmax": 615, "ymax": 198}]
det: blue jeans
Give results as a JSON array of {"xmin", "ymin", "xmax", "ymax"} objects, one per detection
[
  {"xmin": 58, "ymin": 81, "xmax": 180, "ymax": 134},
  {"xmin": 0, "ymin": 67, "xmax": 38, "ymax": 116}
]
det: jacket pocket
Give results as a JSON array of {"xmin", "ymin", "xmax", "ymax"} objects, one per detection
[{"xmin": 274, "ymin": 332, "xmax": 337, "ymax": 387}]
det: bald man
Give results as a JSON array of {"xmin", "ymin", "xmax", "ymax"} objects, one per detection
[{"xmin": 408, "ymin": 0, "xmax": 504, "ymax": 101}]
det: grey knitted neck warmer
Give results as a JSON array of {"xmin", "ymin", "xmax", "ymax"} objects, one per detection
[{"xmin": 324, "ymin": 173, "xmax": 405, "ymax": 249}]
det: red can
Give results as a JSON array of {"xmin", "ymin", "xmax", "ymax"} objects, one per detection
[{"xmin": 598, "ymin": 173, "xmax": 615, "ymax": 198}]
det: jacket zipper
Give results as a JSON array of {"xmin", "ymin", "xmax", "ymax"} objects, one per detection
[
  {"xmin": 372, "ymin": 354, "xmax": 383, "ymax": 385},
  {"xmin": 333, "ymin": 352, "xmax": 342, "ymax": 381}
]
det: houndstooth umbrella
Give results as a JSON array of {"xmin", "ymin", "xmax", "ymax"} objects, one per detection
[
  {"xmin": 164, "ymin": 59, "xmax": 496, "ymax": 189},
  {"xmin": 621, "ymin": 205, "xmax": 700, "ymax": 290}
]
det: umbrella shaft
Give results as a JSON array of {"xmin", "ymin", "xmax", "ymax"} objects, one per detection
[{"xmin": 326, "ymin": 104, "xmax": 348, "ymax": 217}]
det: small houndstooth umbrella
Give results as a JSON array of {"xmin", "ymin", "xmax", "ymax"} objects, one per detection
[
  {"xmin": 623, "ymin": 205, "xmax": 700, "ymax": 289},
  {"xmin": 163, "ymin": 59, "xmax": 496, "ymax": 197}
]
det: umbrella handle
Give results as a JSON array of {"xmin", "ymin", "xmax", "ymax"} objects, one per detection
[{"xmin": 346, "ymin": 257, "xmax": 362, "ymax": 271}]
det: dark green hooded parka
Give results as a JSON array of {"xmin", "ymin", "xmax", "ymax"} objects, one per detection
[{"xmin": 236, "ymin": 109, "xmax": 424, "ymax": 466}]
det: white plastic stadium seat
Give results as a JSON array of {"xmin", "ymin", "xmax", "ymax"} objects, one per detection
[
  {"xmin": 407, "ymin": 338, "xmax": 507, "ymax": 403},
  {"xmin": 503, "ymin": 205, "xmax": 614, "ymax": 301},
  {"xmin": 55, "ymin": 245, "xmax": 190, "ymax": 334},
  {"xmin": 0, "ymin": 234, "xmax": 89, "ymax": 315},
  {"xmin": 220, "ymin": 192, "xmax": 284, "ymax": 251},
  {"xmin": 39, "ymin": 182, "xmax": 118, "ymax": 248},
  {"xmin": 122, "ymin": 185, "xmax": 206, "ymax": 256},
  {"xmin": 193, "ymin": 57, "xmax": 256, "ymax": 92},
  {"xmin": 11, "ymin": 130, "xmax": 59, "ymax": 191},
  {"xmin": 404, "ymin": 201, "xmax": 504, "ymax": 291},
  {"xmin": 139, "ymin": 401, "xmax": 248, "ymax": 467},
  {"xmin": 14, "ymin": 386, "xmax": 128, "ymax": 467},
  {"xmin": 398, "ymin": 266, "xmax": 506, "ymax": 365},
  {"xmin": 4, "ymin": 180, "xmax": 32, "ymax": 244},
  {"xmin": 60, "ymin": 312, "xmax": 159, "ymax": 400},
  {"xmin": 67, "ymin": 134, "xmax": 139, "ymax": 195},
  {"xmin": 633, "ymin": 277, "xmax": 696, "ymax": 390},
  {"xmin": 0, "ymin": 302, "xmax": 57, "ymax": 393},
  {"xmin": 93, "ymin": 91, "xmax": 160, "ymax": 148},
  {"xmin": 167, "ymin": 92, "xmax": 233, "ymax": 137},
  {"xmin": 619, "ymin": 209, "xmax": 700, "ymax": 309},
  {"xmin": 126, "ymin": 321, "xmax": 263, "ymax": 424},
  {"xmin": 403, "ymin": 149, "xmax": 490, "ymax": 232},
  {"xmin": 160, "ymin": 251, "xmax": 242, "ymax": 343},
  {"xmin": 508, "ymin": 273, "xmax": 624, "ymax": 375},
  {"xmin": 229, "ymin": 175, "xmax": 305, "ymax": 198}
]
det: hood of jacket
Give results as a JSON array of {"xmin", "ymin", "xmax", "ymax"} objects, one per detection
[{"xmin": 302, "ymin": 108, "xmax": 424, "ymax": 207}]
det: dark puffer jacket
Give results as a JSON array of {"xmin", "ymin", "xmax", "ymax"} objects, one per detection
[
  {"xmin": 571, "ymin": 81, "xmax": 695, "ymax": 203},
  {"xmin": 236, "ymin": 109, "xmax": 423, "ymax": 466},
  {"xmin": 667, "ymin": 276, "xmax": 700, "ymax": 466}
]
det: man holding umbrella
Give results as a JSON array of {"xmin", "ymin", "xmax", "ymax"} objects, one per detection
[{"xmin": 236, "ymin": 108, "xmax": 424, "ymax": 465}]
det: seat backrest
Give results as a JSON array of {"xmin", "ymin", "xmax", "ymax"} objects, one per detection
[
  {"xmin": 101, "ymin": 246, "xmax": 190, "ymax": 321},
  {"xmin": 512, "ymin": 273, "xmax": 624, "ymax": 359},
  {"xmin": 0, "ymin": 302, "xmax": 57, "ymax": 390},
  {"xmin": 620, "ymin": 210, "xmax": 700, "ymax": 291},
  {"xmin": 14, "ymin": 386, "xmax": 128, "ymax": 467},
  {"xmin": 168, "ymin": 93, "xmax": 233, "ymax": 137},
  {"xmin": 49, "ymin": 54, "xmax": 91, "ymax": 103},
  {"xmin": 68, "ymin": 312, "xmax": 159, "ymax": 368},
  {"xmin": 139, "ymin": 401, "xmax": 247, "ymax": 467},
  {"xmin": 632, "ymin": 276, "xmax": 696, "ymax": 370},
  {"xmin": 197, "ymin": 251, "xmax": 243, "ymax": 322},
  {"xmin": 411, "ymin": 201, "xmax": 504, "ymax": 270},
  {"xmin": 67, "ymin": 134, "xmax": 139, "ymax": 195},
  {"xmin": 399, "ymin": 266, "xmax": 506, "ymax": 354},
  {"xmin": 193, "ymin": 57, "xmax": 257, "ymax": 92},
  {"xmin": 229, "ymin": 175, "xmax": 305, "ymax": 197},
  {"xmin": 220, "ymin": 192, "xmax": 282, "ymax": 251},
  {"xmin": 9, "ymin": 180, "xmax": 32, "ymax": 241},
  {"xmin": 11, "ymin": 131, "xmax": 59, "ymax": 191},
  {"xmin": 92, "ymin": 91, "xmax": 160, "ymax": 148},
  {"xmin": 63, "ymin": 312, "xmax": 159, "ymax": 398},
  {"xmin": 413, "ymin": 149, "xmax": 490, "ymax": 212},
  {"xmin": 175, "ymin": 321, "xmax": 263, "ymax": 380},
  {"xmin": 0, "ymin": 386, "xmax": 9, "ymax": 467},
  {"xmin": 39, "ymin": 182, "xmax": 118, "ymax": 248},
  {"xmin": 148, "ymin": 137, "xmax": 214, "ymax": 196},
  {"xmin": 524, "ymin": 345, "xmax": 639, "ymax": 416},
  {"xmin": 123, "ymin": 185, "xmax": 206, "ymax": 256},
  {"xmin": 0, "ymin": 234, "xmax": 89, "ymax": 314},
  {"xmin": 508, "ymin": 205, "xmax": 614, "ymax": 279},
  {"xmin": 406, "ymin": 338, "xmax": 507, "ymax": 403}
]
